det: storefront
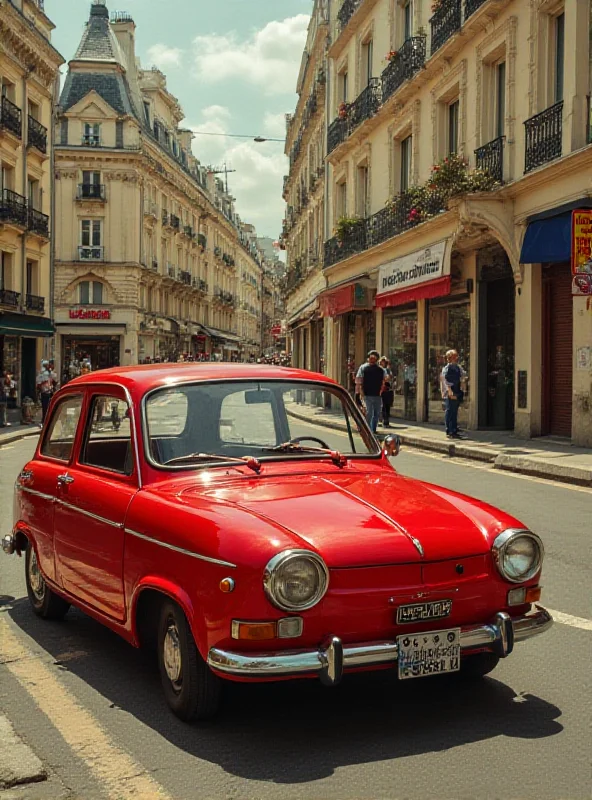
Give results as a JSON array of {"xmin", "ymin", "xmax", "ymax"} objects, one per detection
[
  {"xmin": 55, "ymin": 307, "xmax": 126, "ymax": 381},
  {"xmin": 427, "ymin": 296, "xmax": 471, "ymax": 427},
  {"xmin": 383, "ymin": 307, "xmax": 418, "ymax": 421},
  {"xmin": 0, "ymin": 312, "xmax": 55, "ymax": 404}
]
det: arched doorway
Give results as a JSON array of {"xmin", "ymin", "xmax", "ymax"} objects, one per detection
[{"xmin": 477, "ymin": 245, "xmax": 515, "ymax": 430}]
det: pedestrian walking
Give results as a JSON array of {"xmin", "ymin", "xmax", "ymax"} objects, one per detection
[
  {"xmin": 355, "ymin": 350, "xmax": 385, "ymax": 434},
  {"xmin": 379, "ymin": 357, "xmax": 395, "ymax": 428},
  {"xmin": 36, "ymin": 360, "xmax": 56, "ymax": 426},
  {"xmin": 0, "ymin": 371, "xmax": 14, "ymax": 427},
  {"xmin": 440, "ymin": 349, "xmax": 467, "ymax": 439}
]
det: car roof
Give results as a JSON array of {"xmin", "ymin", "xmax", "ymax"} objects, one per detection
[{"xmin": 65, "ymin": 363, "xmax": 337, "ymax": 395}]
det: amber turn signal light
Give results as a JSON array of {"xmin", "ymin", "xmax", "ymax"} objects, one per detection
[{"xmin": 231, "ymin": 618, "xmax": 303, "ymax": 640}]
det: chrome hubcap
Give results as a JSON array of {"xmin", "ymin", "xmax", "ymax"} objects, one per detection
[
  {"xmin": 163, "ymin": 623, "xmax": 182, "ymax": 686},
  {"xmin": 28, "ymin": 549, "xmax": 45, "ymax": 601}
]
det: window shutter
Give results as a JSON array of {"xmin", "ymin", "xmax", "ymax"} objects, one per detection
[
  {"xmin": 116, "ymin": 120, "xmax": 124, "ymax": 149},
  {"xmin": 60, "ymin": 118, "xmax": 68, "ymax": 145}
]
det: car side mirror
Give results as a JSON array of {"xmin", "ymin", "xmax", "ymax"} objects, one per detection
[{"xmin": 384, "ymin": 434, "xmax": 401, "ymax": 458}]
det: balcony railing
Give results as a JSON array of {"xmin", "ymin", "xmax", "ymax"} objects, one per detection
[
  {"xmin": 430, "ymin": 0, "xmax": 462, "ymax": 55},
  {"xmin": 170, "ymin": 214, "xmax": 180, "ymax": 230},
  {"xmin": 26, "ymin": 294, "xmax": 45, "ymax": 313},
  {"xmin": 184, "ymin": 225, "xmax": 193, "ymax": 238},
  {"xmin": 327, "ymin": 80, "xmax": 381, "ymax": 155},
  {"xmin": 324, "ymin": 189, "xmax": 448, "ymax": 268},
  {"xmin": 381, "ymin": 37, "xmax": 427, "ymax": 104},
  {"xmin": 0, "ymin": 189, "xmax": 27, "ymax": 227},
  {"xmin": 82, "ymin": 135, "xmax": 100, "ymax": 147},
  {"xmin": 524, "ymin": 101, "xmax": 563, "ymax": 173},
  {"xmin": 28, "ymin": 207, "xmax": 49, "ymax": 238},
  {"xmin": 151, "ymin": 259, "xmax": 159, "ymax": 271},
  {"xmin": 78, "ymin": 246, "xmax": 104, "ymax": 260},
  {"xmin": 0, "ymin": 96, "xmax": 22, "ymax": 138},
  {"xmin": 337, "ymin": 0, "xmax": 362, "ymax": 31},
  {"xmin": 180, "ymin": 270, "xmax": 191, "ymax": 285},
  {"xmin": 464, "ymin": 0, "xmax": 488, "ymax": 17},
  {"xmin": 197, "ymin": 233, "xmax": 207, "ymax": 249},
  {"xmin": 475, "ymin": 136, "xmax": 504, "ymax": 183},
  {"xmin": 78, "ymin": 183, "xmax": 106, "ymax": 200},
  {"xmin": 28, "ymin": 116, "xmax": 47, "ymax": 153},
  {"xmin": 0, "ymin": 289, "xmax": 20, "ymax": 308}
]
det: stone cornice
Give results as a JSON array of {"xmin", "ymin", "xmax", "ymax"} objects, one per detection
[{"xmin": 1, "ymin": 1, "xmax": 65, "ymax": 83}]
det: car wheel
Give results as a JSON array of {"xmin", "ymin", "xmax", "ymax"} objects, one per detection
[
  {"xmin": 461, "ymin": 652, "xmax": 500, "ymax": 678},
  {"xmin": 25, "ymin": 544, "xmax": 70, "ymax": 620},
  {"xmin": 157, "ymin": 600, "xmax": 220, "ymax": 722}
]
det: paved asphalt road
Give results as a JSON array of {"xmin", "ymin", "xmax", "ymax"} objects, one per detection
[{"xmin": 0, "ymin": 432, "xmax": 590, "ymax": 800}]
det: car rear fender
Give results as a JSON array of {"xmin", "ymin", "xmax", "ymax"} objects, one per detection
[{"xmin": 130, "ymin": 577, "xmax": 207, "ymax": 655}]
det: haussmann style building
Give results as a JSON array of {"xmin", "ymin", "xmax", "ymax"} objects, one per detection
[{"xmin": 283, "ymin": 0, "xmax": 592, "ymax": 447}]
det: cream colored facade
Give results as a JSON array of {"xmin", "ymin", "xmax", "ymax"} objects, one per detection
[
  {"xmin": 285, "ymin": 0, "xmax": 592, "ymax": 445},
  {"xmin": 283, "ymin": 0, "xmax": 329, "ymax": 372},
  {"xmin": 0, "ymin": 0, "xmax": 64, "ymax": 401},
  {"xmin": 54, "ymin": 0, "xmax": 264, "ymax": 377}
]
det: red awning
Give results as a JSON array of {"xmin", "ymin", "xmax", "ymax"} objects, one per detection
[
  {"xmin": 376, "ymin": 275, "xmax": 451, "ymax": 309},
  {"xmin": 319, "ymin": 282, "xmax": 375, "ymax": 317}
]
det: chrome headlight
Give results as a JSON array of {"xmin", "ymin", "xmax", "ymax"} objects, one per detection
[
  {"xmin": 492, "ymin": 529, "xmax": 544, "ymax": 583},
  {"xmin": 263, "ymin": 550, "xmax": 329, "ymax": 611}
]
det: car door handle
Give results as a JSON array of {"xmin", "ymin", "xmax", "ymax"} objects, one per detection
[{"xmin": 57, "ymin": 473, "xmax": 75, "ymax": 486}]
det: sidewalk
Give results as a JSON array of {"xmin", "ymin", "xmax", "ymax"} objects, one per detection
[
  {"xmin": 287, "ymin": 402, "xmax": 592, "ymax": 487},
  {"xmin": 0, "ymin": 408, "xmax": 41, "ymax": 448}
]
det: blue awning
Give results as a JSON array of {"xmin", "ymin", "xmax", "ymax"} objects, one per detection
[{"xmin": 520, "ymin": 211, "xmax": 572, "ymax": 264}]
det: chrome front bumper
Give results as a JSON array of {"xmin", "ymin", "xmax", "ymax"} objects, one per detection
[{"xmin": 207, "ymin": 606, "xmax": 552, "ymax": 685}]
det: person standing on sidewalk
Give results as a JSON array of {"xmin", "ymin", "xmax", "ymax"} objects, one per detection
[
  {"xmin": 36, "ymin": 360, "xmax": 56, "ymax": 426},
  {"xmin": 379, "ymin": 356, "xmax": 395, "ymax": 428},
  {"xmin": 0, "ymin": 371, "xmax": 13, "ymax": 427},
  {"xmin": 440, "ymin": 349, "xmax": 467, "ymax": 439},
  {"xmin": 355, "ymin": 350, "xmax": 385, "ymax": 434}
]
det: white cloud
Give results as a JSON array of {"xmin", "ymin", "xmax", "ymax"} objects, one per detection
[
  {"xmin": 190, "ymin": 106, "xmax": 286, "ymax": 238},
  {"xmin": 263, "ymin": 111, "xmax": 287, "ymax": 138},
  {"xmin": 147, "ymin": 43, "xmax": 184, "ymax": 70},
  {"xmin": 192, "ymin": 15, "xmax": 310, "ymax": 96}
]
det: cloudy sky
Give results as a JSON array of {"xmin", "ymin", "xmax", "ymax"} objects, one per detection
[{"xmin": 46, "ymin": 0, "xmax": 313, "ymax": 239}]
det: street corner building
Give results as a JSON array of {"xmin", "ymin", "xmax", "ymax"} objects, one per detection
[
  {"xmin": 52, "ymin": 0, "xmax": 285, "ymax": 380},
  {"xmin": 281, "ymin": 0, "xmax": 592, "ymax": 448},
  {"xmin": 0, "ymin": 0, "xmax": 64, "ymax": 402}
]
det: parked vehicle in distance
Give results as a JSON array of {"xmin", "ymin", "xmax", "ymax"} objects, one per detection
[{"xmin": 3, "ymin": 364, "xmax": 552, "ymax": 721}]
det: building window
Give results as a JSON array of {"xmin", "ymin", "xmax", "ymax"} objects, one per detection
[
  {"xmin": 26, "ymin": 260, "xmax": 38, "ymax": 295},
  {"xmin": 339, "ymin": 69, "xmax": 349, "ymax": 103},
  {"xmin": 400, "ymin": 135, "xmax": 412, "ymax": 192},
  {"xmin": 448, "ymin": 100, "xmax": 459, "ymax": 155},
  {"xmin": 554, "ymin": 12, "xmax": 564, "ymax": 103},
  {"xmin": 143, "ymin": 101, "xmax": 151, "ymax": 125},
  {"xmin": 81, "ymin": 219, "xmax": 102, "ymax": 247},
  {"xmin": 83, "ymin": 123, "xmax": 101, "ymax": 147},
  {"xmin": 495, "ymin": 61, "xmax": 506, "ymax": 138},
  {"xmin": 27, "ymin": 177, "xmax": 40, "ymax": 211},
  {"xmin": 361, "ymin": 39, "xmax": 373, "ymax": 86},
  {"xmin": 1, "ymin": 79, "xmax": 16, "ymax": 102},
  {"xmin": 356, "ymin": 165, "xmax": 369, "ymax": 217},
  {"xmin": 336, "ymin": 181, "xmax": 347, "ymax": 218},
  {"xmin": 403, "ymin": 0, "xmax": 413, "ymax": 42},
  {"xmin": 79, "ymin": 281, "xmax": 104, "ymax": 305}
]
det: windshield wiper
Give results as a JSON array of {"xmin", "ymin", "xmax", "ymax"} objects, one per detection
[
  {"xmin": 263, "ymin": 443, "xmax": 347, "ymax": 467},
  {"xmin": 163, "ymin": 452, "xmax": 262, "ymax": 473}
]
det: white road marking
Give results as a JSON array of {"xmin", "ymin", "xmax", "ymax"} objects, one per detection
[
  {"xmin": 0, "ymin": 616, "xmax": 172, "ymax": 800},
  {"xmin": 546, "ymin": 609, "xmax": 592, "ymax": 631}
]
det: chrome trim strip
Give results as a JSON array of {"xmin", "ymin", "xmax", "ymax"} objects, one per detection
[
  {"xmin": 125, "ymin": 528, "xmax": 237, "ymax": 568},
  {"xmin": 58, "ymin": 500, "xmax": 123, "ymax": 528},
  {"xmin": 207, "ymin": 607, "xmax": 553, "ymax": 681},
  {"xmin": 20, "ymin": 487, "xmax": 56, "ymax": 503}
]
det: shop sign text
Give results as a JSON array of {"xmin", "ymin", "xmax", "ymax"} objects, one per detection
[
  {"xmin": 377, "ymin": 240, "xmax": 448, "ymax": 296},
  {"xmin": 69, "ymin": 308, "xmax": 111, "ymax": 320},
  {"xmin": 572, "ymin": 210, "xmax": 592, "ymax": 277}
]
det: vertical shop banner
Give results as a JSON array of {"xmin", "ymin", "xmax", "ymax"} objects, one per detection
[{"xmin": 571, "ymin": 210, "xmax": 592, "ymax": 295}]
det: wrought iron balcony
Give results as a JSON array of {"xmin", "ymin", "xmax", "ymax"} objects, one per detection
[
  {"xmin": 337, "ymin": 0, "xmax": 362, "ymax": 31},
  {"xmin": 151, "ymin": 259, "xmax": 159, "ymax": 271},
  {"xmin": 28, "ymin": 207, "xmax": 49, "ymax": 238},
  {"xmin": 475, "ymin": 136, "xmax": 504, "ymax": 183},
  {"xmin": 26, "ymin": 294, "xmax": 45, "ymax": 313},
  {"xmin": 464, "ymin": 0, "xmax": 488, "ymax": 17},
  {"xmin": 0, "ymin": 189, "xmax": 27, "ymax": 227},
  {"xmin": 180, "ymin": 270, "xmax": 192, "ymax": 285},
  {"xmin": 0, "ymin": 289, "xmax": 20, "ymax": 308},
  {"xmin": 197, "ymin": 233, "xmax": 207, "ymax": 249},
  {"xmin": 170, "ymin": 214, "xmax": 180, "ymax": 230},
  {"xmin": 430, "ymin": 0, "xmax": 462, "ymax": 56},
  {"xmin": 82, "ymin": 134, "xmax": 100, "ymax": 147},
  {"xmin": 524, "ymin": 101, "xmax": 563, "ymax": 173},
  {"xmin": 0, "ymin": 96, "xmax": 22, "ymax": 138},
  {"xmin": 78, "ymin": 246, "xmax": 104, "ymax": 260},
  {"xmin": 184, "ymin": 225, "xmax": 193, "ymax": 238},
  {"xmin": 162, "ymin": 211, "xmax": 170, "ymax": 226},
  {"xmin": 381, "ymin": 36, "xmax": 427, "ymax": 104},
  {"xmin": 78, "ymin": 183, "xmax": 106, "ymax": 200},
  {"xmin": 327, "ymin": 81, "xmax": 382, "ymax": 155},
  {"xmin": 28, "ymin": 116, "xmax": 47, "ymax": 153}
]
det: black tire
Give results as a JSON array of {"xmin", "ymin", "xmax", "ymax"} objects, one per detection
[
  {"xmin": 157, "ymin": 600, "xmax": 220, "ymax": 722},
  {"xmin": 461, "ymin": 652, "xmax": 500, "ymax": 678},
  {"xmin": 25, "ymin": 545, "xmax": 70, "ymax": 620}
]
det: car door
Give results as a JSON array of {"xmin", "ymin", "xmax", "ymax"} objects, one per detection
[
  {"xmin": 17, "ymin": 392, "xmax": 85, "ymax": 585},
  {"xmin": 53, "ymin": 388, "xmax": 138, "ymax": 622}
]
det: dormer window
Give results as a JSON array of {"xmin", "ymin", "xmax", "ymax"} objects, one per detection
[
  {"xmin": 164, "ymin": 130, "xmax": 170, "ymax": 150},
  {"xmin": 83, "ymin": 123, "xmax": 100, "ymax": 147},
  {"xmin": 143, "ymin": 101, "xmax": 151, "ymax": 125}
]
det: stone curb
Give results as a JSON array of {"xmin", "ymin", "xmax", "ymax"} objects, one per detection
[
  {"xmin": 0, "ymin": 429, "xmax": 40, "ymax": 448},
  {"xmin": 286, "ymin": 407, "xmax": 592, "ymax": 487},
  {"xmin": 0, "ymin": 715, "xmax": 47, "ymax": 790}
]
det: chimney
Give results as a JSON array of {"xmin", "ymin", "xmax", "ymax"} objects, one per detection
[{"xmin": 111, "ymin": 12, "xmax": 143, "ymax": 117}]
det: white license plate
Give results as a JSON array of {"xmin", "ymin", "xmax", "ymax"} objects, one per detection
[{"xmin": 397, "ymin": 628, "xmax": 461, "ymax": 680}]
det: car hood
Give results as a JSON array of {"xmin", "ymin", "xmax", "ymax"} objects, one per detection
[{"xmin": 177, "ymin": 469, "xmax": 511, "ymax": 568}]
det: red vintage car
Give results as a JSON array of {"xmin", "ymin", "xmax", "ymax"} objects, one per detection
[{"xmin": 3, "ymin": 365, "xmax": 552, "ymax": 721}]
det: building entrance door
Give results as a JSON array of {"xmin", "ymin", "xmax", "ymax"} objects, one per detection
[{"xmin": 542, "ymin": 263, "xmax": 573, "ymax": 437}]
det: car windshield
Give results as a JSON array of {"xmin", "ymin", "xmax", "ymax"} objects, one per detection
[{"xmin": 144, "ymin": 380, "xmax": 380, "ymax": 468}]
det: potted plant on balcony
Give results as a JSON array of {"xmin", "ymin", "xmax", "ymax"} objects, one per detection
[
  {"xmin": 385, "ymin": 50, "xmax": 398, "ymax": 63},
  {"xmin": 334, "ymin": 215, "xmax": 364, "ymax": 245},
  {"xmin": 338, "ymin": 102, "xmax": 350, "ymax": 120},
  {"xmin": 431, "ymin": 0, "xmax": 443, "ymax": 13}
]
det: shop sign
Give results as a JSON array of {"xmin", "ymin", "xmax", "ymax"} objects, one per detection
[
  {"xmin": 571, "ymin": 210, "xmax": 592, "ymax": 276},
  {"xmin": 69, "ymin": 308, "xmax": 111, "ymax": 320},
  {"xmin": 377, "ymin": 240, "xmax": 448, "ymax": 296},
  {"xmin": 271, "ymin": 324, "xmax": 282, "ymax": 336},
  {"xmin": 572, "ymin": 274, "xmax": 592, "ymax": 296},
  {"xmin": 319, "ymin": 283, "xmax": 374, "ymax": 317}
]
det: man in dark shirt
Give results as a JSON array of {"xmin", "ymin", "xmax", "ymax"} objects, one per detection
[
  {"xmin": 440, "ymin": 349, "xmax": 467, "ymax": 439},
  {"xmin": 355, "ymin": 350, "xmax": 385, "ymax": 433}
]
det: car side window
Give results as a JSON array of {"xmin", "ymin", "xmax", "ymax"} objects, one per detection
[
  {"xmin": 220, "ymin": 389, "xmax": 278, "ymax": 446},
  {"xmin": 80, "ymin": 395, "xmax": 133, "ymax": 475},
  {"xmin": 41, "ymin": 395, "xmax": 83, "ymax": 462}
]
